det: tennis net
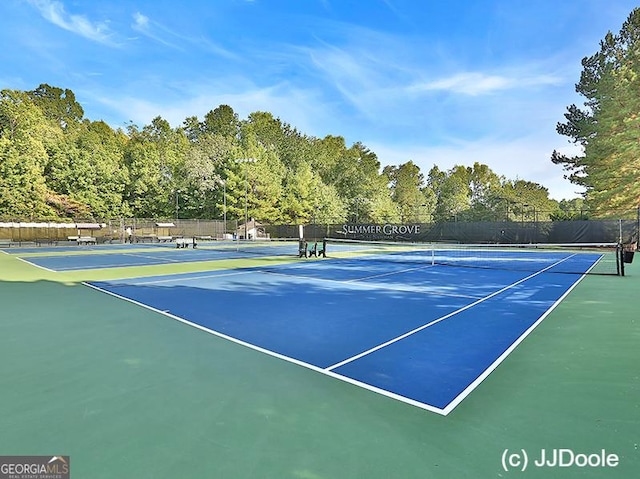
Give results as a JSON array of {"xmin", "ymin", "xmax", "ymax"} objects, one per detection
[
  {"xmin": 324, "ymin": 238, "xmax": 623, "ymax": 275},
  {"xmin": 193, "ymin": 237, "xmax": 301, "ymax": 257}
]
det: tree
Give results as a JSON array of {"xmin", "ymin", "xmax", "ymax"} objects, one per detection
[
  {"xmin": 428, "ymin": 165, "xmax": 470, "ymax": 222},
  {"xmin": 281, "ymin": 163, "xmax": 314, "ymax": 223},
  {"xmin": 0, "ymin": 89, "xmax": 59, "ymax": 219},
  {"xmin": 501, "ymin": 179, "xmax": 556, "ymax": 222},
  {"xmin": 310, "ymin": 181, "xmax": 348, "ymax": 224},
  {"xmin": 462, "ymin": 162, "xmax": 504, "ymax": 221},
  {"xmin": 28, "ymin": 83, "xmax": 84, "ymax": 130},
  {"xmin": 552, "ymin": 8, "xmax": 640, "ymax": 215},
  {"xmin": 202, "ymin": 105, "xmax": 240, "ymax": 139},
  {"xmin": 123, "ymin": 117, "xmax": 189, "ymax": 218},
  {"xmin": 330, "ymin": 143, "xmax": 390, "ymax": 223},
  {"xmin": 46, "ymin": 120, "xmax": 130, "ymax": 219},
  {"xmin": 552, "ymin": 198, "xmax": 588, "ymax": 220},
  {"xmin": 183, "ymin": 133, "xmax": 240, "ymax": 219},
  {"xmin": 384, "ymin": 161, "xmax": 431, "ymax": 222}
]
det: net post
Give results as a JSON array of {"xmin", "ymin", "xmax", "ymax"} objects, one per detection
[{"xmin": 618, "ymin": 243, "xmax": 624, "ymax": 276}]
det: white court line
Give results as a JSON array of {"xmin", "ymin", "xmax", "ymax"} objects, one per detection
[
  {"xmin": 46, "ymin": 252, "xmax": 194, "ymax": 271},
  {"xmin": 82, "ymin": 280, "xmax": 447, "ymax": 415},
  {"xmin": 53, "ymin": 260, "xmax": 168, "ymax": 271},
  {"xmin": 14, "ymin": 256, "xmax": 57, "ymax": 273},
  {"xmin": 441, "ymin": 265, "xmax": 593, "ymax": 415},
  {"xmin": 123, "ymin": 252, "xmax": 186, "ymax": 263},
  {"xmin": 325, "ymin": 254, "xmax": 577, "ymax": 372},
  {"xmin": 343, "ymin": 262, "xmax": 437, "ymax": 282},
  {"xmin": 440, "ymin": 253, "xmax": 606, "ymax": 414}
]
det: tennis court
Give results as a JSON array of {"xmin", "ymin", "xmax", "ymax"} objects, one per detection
[
  {"xmin": 0, "ymin": 239, "xmax": 637, "ymax": 478},
  {"xmin": 6, "ymin": 239, "xmax": 302, "ymax": 271},
  {"xmin": 81, "ymin": 241, "xmax": 616, "ymax": 414}
]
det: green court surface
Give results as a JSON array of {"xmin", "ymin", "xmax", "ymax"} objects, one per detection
[{"xmin": 0, "ymin": 251, "xmax": 638, "ymax": 478}]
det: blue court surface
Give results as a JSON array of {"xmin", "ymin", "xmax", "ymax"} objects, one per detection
[
  {"xmin": 9, "ymin": 241, "xmax": 301, "ymax": 271},
  {"xmin": 87, "ymin": 254, "xmax": 593, "ymax": 415}
]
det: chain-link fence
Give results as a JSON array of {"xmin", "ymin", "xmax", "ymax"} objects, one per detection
[
  {"xmin": 320, "ymin": 219, "xmax": 638, "ymax": 245},
  {"xmin": 1, "ymin": 215, "xmax": 638, "ymax": 246}
]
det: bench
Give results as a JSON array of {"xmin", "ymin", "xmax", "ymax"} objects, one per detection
[
  {"xmin": 305, "ymin": 241, "xmax": 325, "ymax": 258},
  {"xmin": 298, "ymin": 240, "xmax": 308, "ymax": 258},
  {"xmin": 77, "ymin": 236, "xmax": 97, "ymax": 245},
  {"xmin": 135, "ymin": 235, "xmax": 157, "ymax": 243},
  {"xmin": 176, "ymin": 237, "xmax": 197, "ymax": 249}
]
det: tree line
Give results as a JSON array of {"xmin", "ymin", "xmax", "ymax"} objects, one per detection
[{"xmin": 0, "ymin": 85, "xmax": 584, "ymax": 225}]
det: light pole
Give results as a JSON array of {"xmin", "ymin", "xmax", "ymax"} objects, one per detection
[
  {"xmin": 222, "ymin": 179, "xmax": 227, "ymax": 226},
  {"xmin": 218, "ymin": 178, "xmax": 227, "ymax": 238},
  {"xmin": 235, "ymin": 158, "xmax": 256, "ymax": 239},
  {"xmin": 175, "ymin": 190, "xmax": 180, "ymax": 220}
]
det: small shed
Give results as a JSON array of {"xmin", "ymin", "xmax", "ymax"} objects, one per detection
[
  {"xmin": 76, "ymin": 222, "xmax": 103, "ymax": 236},
  {"xmin": 155, "ymin": 222, "xmax": 177, "ymax": 241},
  {"xmin": 73, "ymin": 222, "xmax": 103, "ymax": 244},
  {"xmin": 236, "ymin": 219, "xmax": 268, "ymax": 240}
]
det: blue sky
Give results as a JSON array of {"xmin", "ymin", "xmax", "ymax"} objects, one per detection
[{"xmin": 1, "ymin": 0, "xmax": 638, "ymax": 200}]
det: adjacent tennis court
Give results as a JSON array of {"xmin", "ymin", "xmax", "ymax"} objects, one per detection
[
  {"xmin": 78, "ymin": 241, "xmax": 614, "ymax": 414},
  {"xmin": 7, "ymin": 239, "xmax": 302, "ymax": 271}
]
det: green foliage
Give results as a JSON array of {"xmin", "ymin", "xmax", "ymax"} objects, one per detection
[
  {"xmin": 28, "ymin": 83, "xmax": 84, "ymax": 130},
  {"xmin": 0, "ymin": 90, "xmax": 59, "ymax": 219},
  {"xmin": 551, "ymin": 198, "xmax": 588, "ymax": 220},
  {"xmin": 384, "ymin": 161, "xmax": 429, "ymax": 222},
  {"xmin": 1, "ymin": 84, "xmax": 572, "ymax": 224},
  {"xmin": 553, "ymin": 8, "xmax": 640, "ymax": 215},
  {"xmin": 427, "ymin": 165, "xmax": 471, "ymax": 222},
  {"xmin": 46, "ymin": 120, "xmax": 130, "ymax": 219}
]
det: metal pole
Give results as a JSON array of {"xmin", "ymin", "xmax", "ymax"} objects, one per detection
[
  {"xmin": 244, "ymin": 163, "xmax": 248, "ymax": 240},
  {"xmin": 636, "ymin": 205, "xmax": 640, "ymax": 244},
  {"xmin": 619, "ymin": 219, "xmax": 623, "ymax": 244},
  {"xmin": 223, "ymin": 180, "xmax": 227, "ymax": 235},
  {"xmin": 235, "ymin": 158, "xmax": 256, "ymax": 240}
]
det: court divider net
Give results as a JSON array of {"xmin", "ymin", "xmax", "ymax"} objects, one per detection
[
  {"xmin": 187, "ymin": 237, "xmax": 303, "ymax": 257},
  {"xmin": 323, "ymin": 238, "xmax": 623, "ymax": 275}
]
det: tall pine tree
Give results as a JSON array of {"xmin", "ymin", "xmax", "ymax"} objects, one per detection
[{"xmin": 552, "ymin": 8, "xmax": 640, "ymax": 215}]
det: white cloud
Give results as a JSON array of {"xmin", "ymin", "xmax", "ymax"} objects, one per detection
[
  {"xmin": 411, "ymin": 73, "xmax": 513, "ymax": 96},
  {"xmin": 132, "ymin": 12, "xmax": 149, "ymax": 30},
  {"xmin": 27, "ymin": 0, "xmax": 114, "ymax": 45},
  {"xmin": 130, "ymin": 11, "xmax": 181, "ymax": 49},
  {"xmin": 130, "ymin": 11, "xmax": 238, "ymax": 58},
  {"xmin": 91, "ymin": 80, "xmax": 334, "ymax": 139},
  {"xmin": 409, "ymin": 72, "xmax": 563, "ymax": 96}
]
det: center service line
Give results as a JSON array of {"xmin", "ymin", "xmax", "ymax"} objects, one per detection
[{"xmin": 325, "ymin": 254, "xmax": 576, "ymax": 372}]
